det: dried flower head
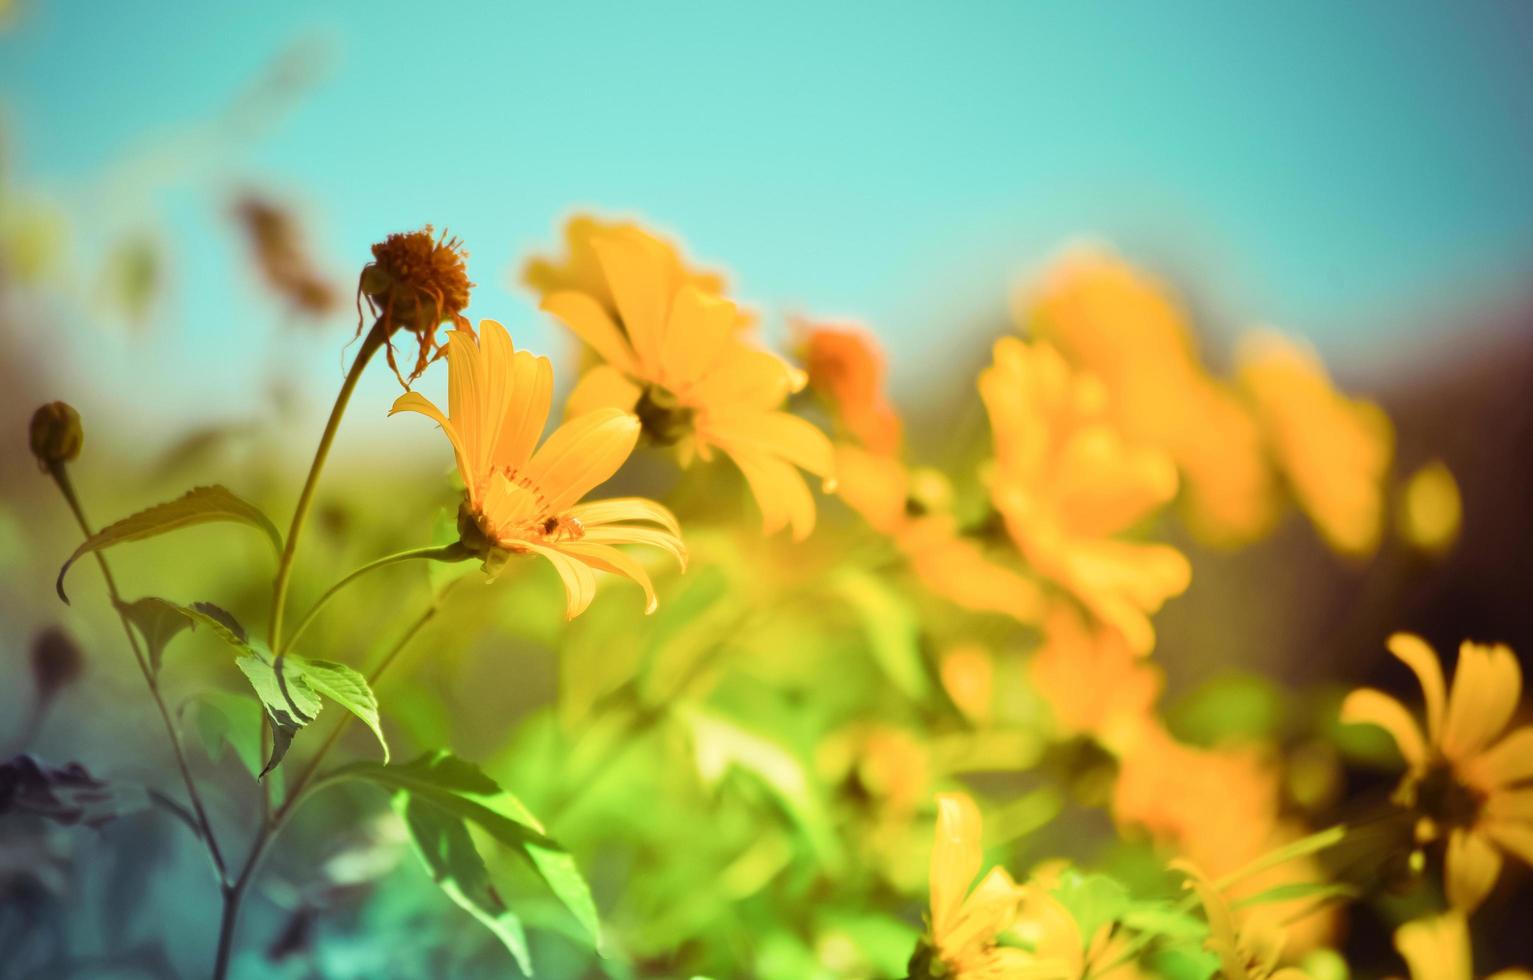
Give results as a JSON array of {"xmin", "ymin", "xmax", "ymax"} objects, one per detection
[
  {"xmin": 359, "ymin": 226, "xmax": 474, "ymax": 386},
  {"xmin": 234, "ymin": 195, "xmax": 339, "ymax": 318},
  {"xmin": 29, "ymin": 401, "xmax": 83, "ymax": 470}
]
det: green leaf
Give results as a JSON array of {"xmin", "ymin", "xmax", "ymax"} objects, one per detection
[
  {"xmin": 1122, "ymin": 901, "xmax": 1208, "ymax": 942},
  {"xmin": 235, "ymin": 648, "xmax": 322, "ymax": 777},
  {"xmin": 393, "ymin": 792, "xmax": 531, "ymax": 974},
  {"xmin": 57, "ymin": 485, "xmax": 282, "ymax": 602},
  {"xmin": 1230, "ymin": 880, "xmax": 1357, "ymax": 910},
  {"xmin": 1148, "ymin": 943, "xmax": 1220, "ymax": 980},
  {"xmin": 298, "ymin": 658, "xmax": 389, "ymax": 763},
  {"xmin": 116, "ymin": 597, "xmax": 194, "ymax": 676},
  {"xmin": 182, "ymin": 691, "xmax": 264, "ymax": 780},
  {"xmin": 830, "ymin": 568, "xmax": 929, "ymax": 701},
  {"xmin": 1050, "ymin": 871, "xmax": 1130, "ymax": 946},
  {"xmin": 346, "ymin": 751, "xmax": 601, "ymax": 954}
]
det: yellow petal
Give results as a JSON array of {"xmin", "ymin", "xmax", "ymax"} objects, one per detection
[
  {"xmin": 1340, "ymin": 688, "xmax": 1428, "ymax": 773},
  {"xmin": 1394, "ymin": 912, "xmax": 1472, "ymax": 980},
  {"xmin": 565, "ymin": 363, "xmax": 642, "ymax": 419},
  {"xmin": 554, "ymin": 540, "xmax": 660, "ymax": 614},
  {"xmin": 491, "ymin": 343, "xmax": 555, "ymax": 478},
  {"xmin": 658, "ymin": 284, "xmax": 737, "ymax": 388},
  {"xmin": 726, "ymin": 447, "xmax": 817, "ymax": 540},
  {"xmin": 580, "ymin": 524, "xmax": 688, "ymax": 570},
  {"xmin": 521, "ymin": 541, "xmax": 598, "ymax": 619},
  {"xmin": 592, "ymin": 232, "xmax": 669, "ymax": 375},
  {"xmin": 445, "ymin": 328, "xmax": 487, "ymax": 475},
  {"xmin": 1444, "ymin": 828, "xmax": 1502, "ymax": 911},
  {"xmin": 1171, "ymin": 861, "xmax": 1245, "ymax": 980},
  {"xmin": 568, "ymin": 496, "xmax": 682, "ymax": 536},
  {"xmin": 540, "ymin": 290, "xmax": 639, "ymax": 375},
  {"xmin": 523, "ymin": 408, "xmax": 641, "ymax": 514},
  {"xmin": 1463, "ymin": 727, "xmax": 1533, "ymax": 792},
  {"xmin": 704, "ymin": 408, "xmax": 835, "ymax": 477},
  {"xmin": 1442, "ymin": 642, "xmax": 1522, "ymax": 763},
  {"xmin": 1482, "ymin": 817, "xmax": 1533, "ymax": 869},
  {"xmin": 1387, "ymin": 633, "xmax": 1447, "ymax": 748},
  {"xmin": 931, "ymin": 792, "xmax": 983, "ymax": 940},
  {"xmin": 389, "ymin": 390, "xmax": 473, "ymax": 500}
]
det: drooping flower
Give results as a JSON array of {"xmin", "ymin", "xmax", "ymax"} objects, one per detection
[
  {"xmin": 1175, "ymin": 861, "xmax": 1310, "ymax": 980},
  {"xmin": 390, "ymin": 319, "xmax": 685, "ymax": 618},
  {"xmin": 535, "ymin": 220, "xmax": 834, "ymax": 539},
  {"xmin": 1341, "ymin": 634, "xmax": 1533, "ymax": 911},
  {"xmin": 1238, "ymin": 331, "xmax": 1393, "ymax": 556},
  {"xmin": 1021, "ymin": 247, "xmax": 1275, "ymax": 546},
  {"xmin": 798, "ymin": 319, "xmax": 903, "ymax": 456},
  {"xmin": 360, "ymin": 225, "xmax": 475, "ymax": 387},
  {"xmin": 979, "ymin": 337, "xmax": 1190, "ymax": 655},
  {"xmin": 1393, "ymin": 910, "xmax": 1531, "ymax": 980}
]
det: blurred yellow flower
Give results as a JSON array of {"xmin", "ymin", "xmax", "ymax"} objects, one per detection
[
  {"xmin": 1341, "ymin": 633, "xmax": 1533, "ymax": 911},
  {"xmin": 1238, "ymin": 331, "xmax": 1393, "ymax": 556},
  {"xmin": 925, "ymin": 792, "xmax": 1036, "ymax": 979},
  {"xmin": 1176, "ymin": 861, "xmax": 1310, "ymax": 980},
  {"xmin": 837, "ymin": 444, "xmax": 1043, "ymax": 623},
  {"xmin": 537, "ymin": 223, "xmax": 834, "ymax": 540},
  {"xmin": 979, "ymin": 338, "xmax": 1190, "ymax": 654},
  {"xmin": 1393, "ymin": 910, "xmax": 1532, "ymax": 980},
  {"xmin": 1030, "ymin": 605, "xmax": 1162, "ymax": 754},
  {"xmin": 391, "ymin": 319, "xmax": 685, "ymax": 618},
  {"xmin": 798, "ymin": 319, "xmax": 903, "ymax": 456},
  {"xmin": 1021, "ymin": 247, "xmax": 1276, "ymax": 546},
  {"xmin": 1398, "ymin": 460, "xmax": 1463, "ymax": 555}
]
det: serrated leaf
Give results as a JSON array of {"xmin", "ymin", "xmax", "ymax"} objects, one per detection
[
  {"xmin": 299, "ymin": 659, "xmax": 388, "ymax": 763},
  {"xmin": 393, "ymin": 793, "xmax": 532, "ymax": 974},
  {"xmin": 831, "ymin": 568, "xmax": 929, "ymax": 701},
  {"xmin": 57, "ymin": 485, "xmax": 282, "ymax": 602},
  {"xmin": 345, "ymin": 751, "xmax": 601, "ymax": 954},
  {"xmin": 116, "ymin": 597, "xmax": 194, "ymax": 677}
]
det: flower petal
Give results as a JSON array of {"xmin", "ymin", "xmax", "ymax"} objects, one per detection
[
  {"xmin": 1394, "ymin": 912, "xmax": 1472, "ymax": 980},
  {"xmin": 521, "ymin": 542, "xmax": 598, "ymax": 619},
  {"xmin": 658, "ymin": 285, "xmax": 738, "ymax": 388},
  {"xmin": 1442, "ymin": 642, "xmax": 1522, "ymax": 763},
  {"xmin": 390, "ymin": 390, "xmax": 472, "ymax": 501},
  {"xmin": 568, "ymin": 497, "xmax": 681, "ymax": 536},
  {"xmin": 931, "ymin": 793, "xmax": 983, "ymax": 941},
  {"xmin": 726, "ymin": 446, "xmax": 817, "ymax": 540},
  {"xmin": 1444, "ymin": 828, "xmax": 1503, "ymax": 911},
  {"xmin": 580, "ymin": 524, "xmax": 687, "ymax": 569},
  {"xmin": 488, "ymin": 333, "xmax": 555, "ymax": 477},
  {"xmin": 1464, "ymin": 727, "xmax": 1533, "ymax": 793},
  {"xmin": 541, "ymin": 290, "xmax": 639, "ymax": 375},
  {"xmin": 1340, "ymin": 688, "xmax": 1428, "ymax": 773},
  {"xmin": 556, "ymin": 540, "xmax": 660, "ymax": 614},
  {"xmin": 704, "ymin": 409, "xmax": 835, "ymax": 479},
  {"xmin": 566, "ymin": 363, "xmax": 642, "ymax": 419},
  {"xmin": 1387, "ymin": 633, "xmax": 1447, "ymax": 746},
  {"xmin": 523, "ymin": 408, "xmax": 641, "ymax": 515},
  {"xmin": 592, "ymin": 231, "xmax": 670, "ymax": 375},
  {"xmin": 1482, "ymin": 818, "xmax": 1533, "ymax": 869}
]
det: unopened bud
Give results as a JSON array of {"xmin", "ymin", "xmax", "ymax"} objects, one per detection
[{"xmin": 29, "ymin": 402, "xmax": 83, "ymax": 470}]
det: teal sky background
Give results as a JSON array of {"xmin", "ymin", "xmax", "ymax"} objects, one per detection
[{"xmin": 3, "ymin": 1, "xmax": 1532, "ymax": 446}]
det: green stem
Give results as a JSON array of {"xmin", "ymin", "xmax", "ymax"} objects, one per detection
[
  {"xmin": 47, "ymin": 463, "xmax": 230, "ymax": 886},
  {"xmin": 268, "ymin": 319, "xmax": 387, "ymax": 655},
  {"xmin": 211, "ymin": 577, "xmax": 461, "ymax": 980},
  {"xmin": 282, "ymin": 543, "xmax": 471, "ymax": 653}
]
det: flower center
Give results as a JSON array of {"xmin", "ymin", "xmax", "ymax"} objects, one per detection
[{"xmin": 635, "ymin": 385, "xmax": 696, "ymax": 446}]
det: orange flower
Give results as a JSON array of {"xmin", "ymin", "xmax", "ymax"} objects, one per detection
[
  {"xmin": 798, "ymin": 319, "xmax": 903, "ymax": 455},
  {"xmin": 1238, "ymin": 331, "xmax": 1393, "ymax": 556},
  {"xmin": 1021, "ymin": 248, "xmax": 1275, "ymax": 546},
  {"xmin": 536, "ymin": 222, "xmax": 834, "ymax": 540},
  {"xmin": 979, "ymin": 338, "xmax": 1189, "ymax": 654},
  {"xmin": 391, "ymin": 319, "xmax": 685, "ymax": 618},
  {"xmin": 1341, "ymin": 634, "xmax": 1533, "ymax": 911},
  {"xmin": 1031, "ymin": 604, "xmax": 1161, "ymax": 753}
]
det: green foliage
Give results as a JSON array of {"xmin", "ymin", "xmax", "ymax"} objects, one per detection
[
  {"xmin": 345, "ymin": 751, "xmax": 602, "ymax": 967},
  {"xmin": 115, "ymin": 596, "xmax": 193, "ymax": 676},
  {"xmin": 295, "ymin": 658, "xmax": 389, "ymax": 763},
  {"xmin": 234, "ymin": 647, "xmax": 323, "ymax": 776},
  {"xmin": 1168, "ymin": 672, "xmax": 1286, "ymax": 746},
  {"xmin": 1050, "ymin": 870, "xmax": 1130, "ymax": 946},
  {"xmin": 829, "ymin": 567, "xmax": 930, "ymax": 702},
  {"xmin": 56, "ymin": 485, "xmax": 282, "ymax": 601}
]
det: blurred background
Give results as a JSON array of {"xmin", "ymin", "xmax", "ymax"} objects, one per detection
[{"xmin": 2, "ymin": 2, "xmax": 1532, "ymax": 978}]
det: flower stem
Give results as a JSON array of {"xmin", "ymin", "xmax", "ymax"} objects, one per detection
[
  {"xmin": 281, "ymin": 543, "xmax": 471, "ymax": 653},
  {"xmin": 210, "ymin": 577, "xmax": 461, "ymax": 980},
  {"xmin": 46, "ymin": 462, "xmax": 230, "ymax": 886}
]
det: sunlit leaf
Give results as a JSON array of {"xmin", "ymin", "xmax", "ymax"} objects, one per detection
[
  {"xmin": 393, "ymin": 792, "xmax": 532, "ymax": 974},
  {"xmin": 298, "ymin": 658, "xmax": 389, "ymax": 763},
  {"xmin": 181, "ymin": 690, "xmax": 265, "ymax": 781},
  {"xmin": 346, "ymin": 751, "xmax": 601, "ymax": 954},
  {"xmin": 830, "ymin": 568, "xmax": 929, "ymax": 701},
  {"xmin": 57, "ymin": 485, "xmax": 282, "ymax": 602},
  {"xmin": 235, "ymin": 648, "xmax": 322, "ymax": 776},
  {"xmin": 1148, "ymin": 942, "xmax": 1221, "ymax": 980}
]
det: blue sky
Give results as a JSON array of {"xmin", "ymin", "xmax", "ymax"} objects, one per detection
[{"xmin": 4, "ymin": 2, "xmax": 1532, "ymax": 443}]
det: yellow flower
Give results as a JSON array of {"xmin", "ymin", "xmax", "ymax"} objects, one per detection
[
  {"xmin": 1021, "ymin": 247, "xmax": 1276, "ymax": 546},
  {"xmin": 837, "ymin": 444, "xmax": 1043, "ymax": 623},
  {"xmin": 979, "ymin": 338, "xmax": 1190, "ymax": 655},
  {"xmin": 1393, "ymin": 911, "xmax": 1531, "ymax": 980},
  {"xmin": 1175, "ymin": 862, "xmax": 1310, "ymax": 980},
  {"xmin": 1341, "ymin": 633, "xmax": 1533, "ymax": 911},
  {"xmin": 925, "ymin": 792, "xmax": 1037, "ymax": 979},
  {"xmin": 1398, "ymin": 460, "xmax": 1462, "ymax": 555},
  {"xmin": 390, "ymin": 319, "xmax": 685, "ymax": 618},
  {"xmin": 1237, "ymin": 331, "xmax": 1393, "ymax": 556},
  {"xmin": 536, "ymin": 224, "xmax": 835, "ymax": 540}
]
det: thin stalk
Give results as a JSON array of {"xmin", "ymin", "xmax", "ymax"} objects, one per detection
[
  {"xmin": 282, "ymin": 543, "xmax": 470, "ymax": 653},
  {"xmin": 211, "ymin": 577, "xmax": 461, "ymax": 980},
  {"xmin": 47, "ymin": 463, "xmax": 230, "ymax": 886}
]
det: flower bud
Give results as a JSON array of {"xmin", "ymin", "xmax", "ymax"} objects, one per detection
[
  {"xmin": 28, "ymin": 401, "xmax": 83, "ymax": 470},
  {"xmin": 31, "ymin": 626, "xmax": 84, "ymax": 704}
]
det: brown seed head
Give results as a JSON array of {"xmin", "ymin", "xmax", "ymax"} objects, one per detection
[
  {"xmin": 359, "ymin": 226, "xmax": 474, "ymax": 385},
  {"xmin": 29, "ymin": 401, "xmax": 83, "ymax": 470}
]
